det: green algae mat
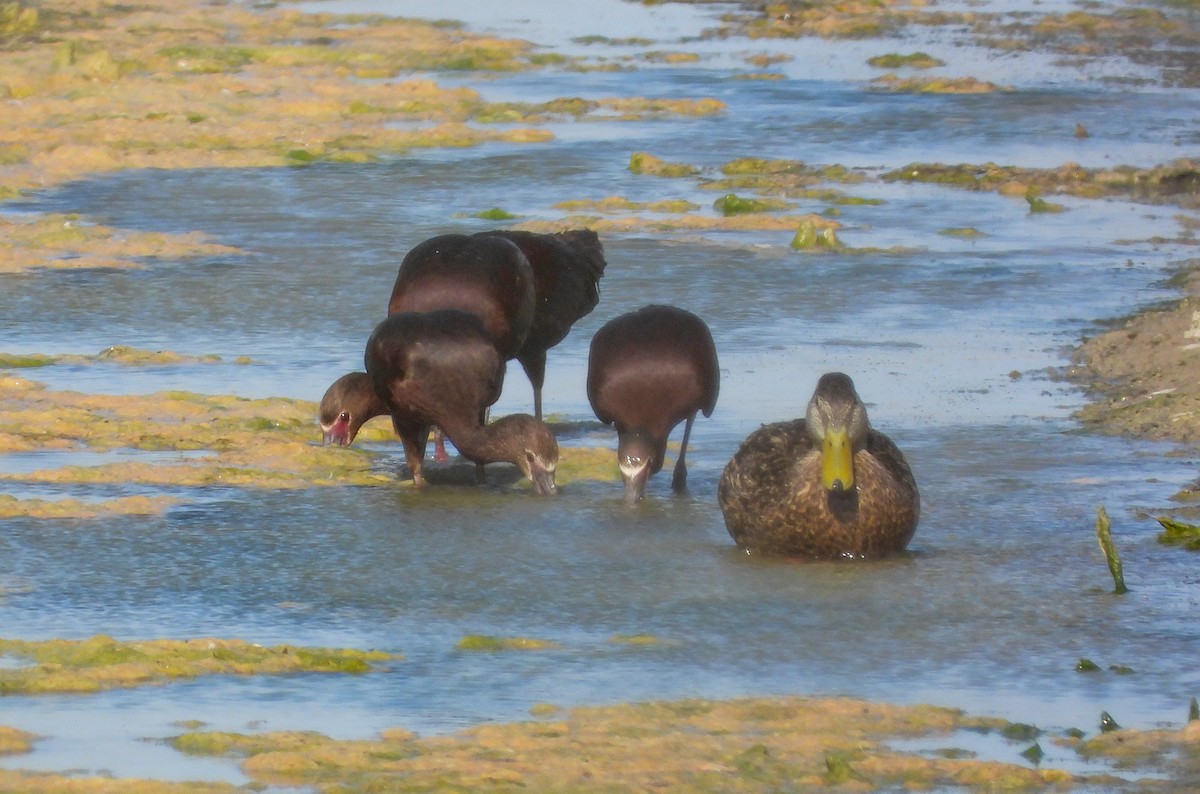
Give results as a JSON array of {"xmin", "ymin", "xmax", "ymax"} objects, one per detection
[{"xmin": 0, "ymin": 635, "xmax": 395, "ymax": 695}]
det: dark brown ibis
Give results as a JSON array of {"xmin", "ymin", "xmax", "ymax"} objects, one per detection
[
  {"xmin": 385, "ymin": 231, "xmax": 538, "ymax": 464},
  {"xmin": 319, "ymin": 371, "xmax": 387, "ymax": 447},
  {"xmin": 489, "ymin": 229, "xmax": 607, "ymax": 419},
  {"xmin": 587, "ymin": 304, "xmax": 720, "ymax": 503},
  {"xmin": 320, "ymin": 309, "xmax": 558, "ymax": 494},
  {"xmin": 387, "ymin": 232, "xmax": 535, "ymax": 360},
  {"xmin": 717, "ymin": 372, "xmax": 919, "ymax": 558}
]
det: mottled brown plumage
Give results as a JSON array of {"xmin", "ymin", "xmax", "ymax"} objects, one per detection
[
  {"xmin": 718, "ymin": 372, "xmax": 919, "ymax": 558},
  {"xmin": 588, "ymin": 305, "xmax": 720, "ymax": 502}
]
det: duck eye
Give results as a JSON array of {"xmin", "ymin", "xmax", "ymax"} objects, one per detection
[
  {"xmin": 525, "ymin": 450, "xmax": 536, "ymax": 464},
  {"xmin": 338, "ymin": 411, "xmax": 350, "ymax": 422}
]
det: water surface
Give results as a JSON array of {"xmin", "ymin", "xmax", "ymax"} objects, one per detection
[{"xmin": 1, "ymin": 0, "xmax": 1198, "ymax": 784}]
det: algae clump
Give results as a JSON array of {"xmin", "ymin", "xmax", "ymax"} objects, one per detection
[
  {"xmin": 164, "ymin": 695, "xmax": 1194, "ymax": 791},
  {"xmin": 629, "ymin": 152, "xmax": 699, "ymax": 178},
  {"xmin": 455, "ymin": 635, "xmax": 561, "ymax": 652},
  {"xmin": 867, "ymin": 52, "xmax": 945, "ymax": 69},
  {"xmin": 791, "ymin": 220, "xmax": 843, "ymax": 250},
  {"xmin": 713, "ymin": 193, "xmax": 791, "ymax": 215},
  {"xmin": 474, "ymin": 207, "xmax": 519, "ymax": 220},
  {"xmin": 1155, "ymin": 516, "xmax": 1200, "ymax": 549},
  {"xmin": 0, "ymin": 635, "xmax": 395, "ymax": 695}
]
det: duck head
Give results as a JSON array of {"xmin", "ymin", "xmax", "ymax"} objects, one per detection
[{"xmin": 806, "ymin": 372, "xmax": 869, "ymax": 494}]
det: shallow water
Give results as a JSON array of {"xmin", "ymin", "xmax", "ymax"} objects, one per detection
[{"xmin": 2, "ymin": 0, "xmax": 1199, "ymax": 784}]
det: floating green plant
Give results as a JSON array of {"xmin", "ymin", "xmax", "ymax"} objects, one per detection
[
  {"xmin": 0, "ymin": 2, "xmax": 40, "ymax": 41},
  {"xmin": 870, "ymin": 74, "xmax": 1010, "ymax": 93},
  {"xmin": 552, "ymin": 196, "xmax": 700, "ymax": 214},
  {"xmin": 162, "ymin": 693, "xmax": 1200, "ymax": 790},
  {"xmin": 0, "ymin": 353, "xmax": 55, "ymax": 368},
  {"xmin": 610, "ymin": 633, "xmax": 661, "ymax": 646},
  {"xmin": 791, "ymin": 220, "xmax": 842, "ymax": 250},
  {"xmin": 713, "ymin": 193, "xmax": 790, "ymax": 215},
  {"xmin": 721, "ymin": 157, "xmax": 806, "ymax": 176},
  {"xmin": 474, "ymin": 207, "xmax": 519, "ymax": 220},
  {"xmin": 939, "ymin": 227, "xmax": 986, "ymax": 238},
  {"xmin": 1000, "ymin": 723, "xmax": 1042, "ymax": 742},
  {"xmin": 0, "ymin": 494, "xmax": 179, "ymax": 519},
  {"xmin": 628, "ymin": 151, "xmax": 699, "ymax": 178},
  {"xmin": 1095, "ymin": 505, "xmax": 1128, "ymax": 594},
  {"xmin": 1027, "ymin": 189, "xmax": 1066, "ymax": 213},
  {"xmin": 1021, "ymin": 742, "xmax": 1045, "ymax": 764},
  {"xmin": 867, "ymin": 52, "xmax": 945, "ymax": 69},
  {"xmin": 455, "ymin": 635, "xmax": 561, "ymax": 652},
  {"xmin": 823, "ymin": 751, "xmax": 870, "ymax": 784},
  {"xmin": 0, "ymin": 635, "xmax": 395, "ymax": 695},
  {"xmin": 1155, "ymin": 516, "xmax": 1200, "ymax": 550}
]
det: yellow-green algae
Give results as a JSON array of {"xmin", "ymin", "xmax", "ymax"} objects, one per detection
[
  {"xmin": 0, "ymin": 0, "xmax": 725, "ymax": 276},
  {"xmin": 554, "ymin": 443, "xmax": 619, "ymax": 485},
  {"xmin": 721, "ymin": 0, "xmax": 1200, "ymax": 89},
  {"xmin": 160, "ymin": 695, "xmax": 1200, "ymax": 792},
  {"xmin": 0, "ymin": 374, "xmax": 613, "ymax": 494},
  {"xmin": 0, "ymin": 346, "xmax": 242, "ymax": 368},
  {"xmin": 870, "ymin": 74, "xmax": 1012, "ymax": 93},
  {"xmin": 867, "ymin": 52, "xmax": 945, "ymax": 69},
  {"xmin": 940, "ymin": 226, "xmax": 987, "ymax": 238},
  {"xmin": 455, "ymin": 635, "xmax": 561, "ymax": 652},
  {"xmin": 552, "ymin": 195, "xmax": 701, "ymax": 214},
  {"xmin": 0, "ymin": 213, "xmax": 241, "ymax": 274},
  {"xmin": 0, "ymin": 770, "xmax": 236, "ymax": 793},
  {"xmin": 882, "ymin": 159, "xmax": 1200, "ymax": 207},
  {"xmin": 0, "ymin": 634, "xmax": 394, "ymax": 695},
  {"xmin": 629, "ymin": 151, "xmax": 700, "ymax": 178},
  {"xmin": 0, "ymin": 493, "xmax": 178, "ymax": 519},
  {"xmin": 791, "ymin": 219, "xmax": 843, "ymax": 250},
  {"xmin": 713, "ymin": 193, "xmax": 794, "ymax": 215},
  {"xmin": 0, "ymin": 374, "xmax": 387, "ymax": 488},
  {"xmin": 0, "ymin": 725, "xmax": 36, "ymax": 755},
  {"xmin": 1156, "ymin": 516, "xmax": 1200, "ymax": 550},
  {"xmin": 515, "ymin": 212, "xmax": 842, "ymax": 236},
  {"xmin": 610, "ymin": 633, "xmax": 662, "ymax": 645}
]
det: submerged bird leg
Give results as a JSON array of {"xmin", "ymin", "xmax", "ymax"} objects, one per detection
[
  {"xmin": 476, "ymin": 461, "xmax": 487, "ymax": 484},
  {"xmin": 671, "ymin": 413, "xmax": 698, "ymax": 492}
]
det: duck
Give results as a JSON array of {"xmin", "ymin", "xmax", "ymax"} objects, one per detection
[
  {"xmin": 490, "ymin": 229, "xmax": 607, "ymax": 420},
  {"xmin": 717, "ymin": 372, "xmax": 919, "ymax": 558},
  {"xmin": 319, "ymin": 309, "xmax": 558, "ymax": 495},
  {"xmin": 587, "ymin": 305, "xmax": 720, "ymax": 503}
]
